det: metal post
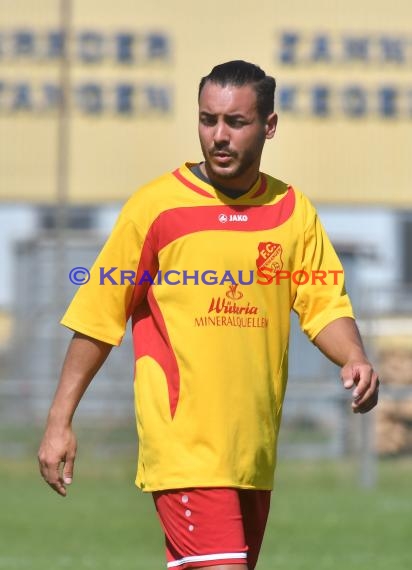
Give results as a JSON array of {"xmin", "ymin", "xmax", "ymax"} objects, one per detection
[
  {"xmin": 356, "ymin": 285, "xmax": 378, "ymax": 488},
  {"xmin": 53, "ymin": 0, "xmax": 72, "ymax": 374}
]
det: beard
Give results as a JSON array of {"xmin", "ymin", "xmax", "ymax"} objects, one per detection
[
  {"xmin": 199, "ymin": 126, "xmax": 266, "ymax": 185},
  {"xmin": 201, "ymin": 144, "xmax": 261, "ymax": 183}
]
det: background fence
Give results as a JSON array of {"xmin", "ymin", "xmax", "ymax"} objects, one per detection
[{"xmin": 1, "ymin": 230, "xmax": 411, "ymax": 488}]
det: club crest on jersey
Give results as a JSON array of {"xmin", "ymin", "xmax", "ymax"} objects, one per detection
[
  {"xmin": 218, "ymin": 213, "xmax": 248, "ymax": 223},
  {"xmin": 256, "ymin": 242, "xmax": 283, "ymax": 277}
]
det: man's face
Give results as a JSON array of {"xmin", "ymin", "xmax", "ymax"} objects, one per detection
[{"xmin": 198, "ymin": 82, "xmax": 277, "ymax": 189}]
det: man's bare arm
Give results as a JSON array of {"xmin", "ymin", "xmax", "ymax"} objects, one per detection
[
  {"xmin": 38, "ymin": 332, "xmax": 113, "ymax": 497},
  {"xmin": 313, "ymin": 317, "xmax": 379, "ymax": 414}
]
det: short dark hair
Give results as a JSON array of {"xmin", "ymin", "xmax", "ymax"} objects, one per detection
[{"xmin": 198, "ymin": 60, "xmax": 276, "ymax": 120}]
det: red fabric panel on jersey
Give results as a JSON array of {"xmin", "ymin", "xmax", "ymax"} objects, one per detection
[
  {"xmin": 127, "ymin": 229, "xmax": 159, "ymax": 320},
  {"xmin": 132, "ymin": 289, "xmax": 180, "ymax": 418},
  {"xmin": 146, "ymin": 187, "xmax": 295, "ymax": 254},
  {"xmin": 173, "ymin": 168, "xmax": 215, "ymax": 198},
  {"xmin": 250, "ymin": 176, "xmax": 267, "ymax": 198},
  {"xmin": 128, "ymin": 185, "xmax": 295, "ymax": 421},
  {"xmin": 172, "ymin": 168, "xmax": 267, "ymax": 200}
]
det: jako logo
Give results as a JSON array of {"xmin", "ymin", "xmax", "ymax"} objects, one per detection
[{"xmin": 218, "ymin": 213, "xmax": 248, "ymax": 223}]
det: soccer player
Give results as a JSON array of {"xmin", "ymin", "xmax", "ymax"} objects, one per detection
[{"xmin": 38, "ymin": 60, "xmax": 379, "ymax": 570}]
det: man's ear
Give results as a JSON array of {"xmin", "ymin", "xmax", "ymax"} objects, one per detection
[{"xmin": 265, "ymin": 113, "xmax": 278, "ymax": 139}]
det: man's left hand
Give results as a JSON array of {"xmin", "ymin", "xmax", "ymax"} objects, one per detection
[{"xmin": 341, "ymin": 360, "xmax": 379, "ymax": 414}]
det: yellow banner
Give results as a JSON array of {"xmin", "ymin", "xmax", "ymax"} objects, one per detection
[{"xmin": 0, "ymin": 0, "xmax": 411, "ymax": 205}]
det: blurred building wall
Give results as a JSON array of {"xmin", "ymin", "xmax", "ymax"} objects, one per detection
[{"xmin": 0, "ymin": 0, "xmax": 411, "ymax": 205}]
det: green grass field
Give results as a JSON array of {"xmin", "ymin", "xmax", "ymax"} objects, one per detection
[{"xmin": 0, "ymin": 454, "xmax": 411, "ymax": 570}]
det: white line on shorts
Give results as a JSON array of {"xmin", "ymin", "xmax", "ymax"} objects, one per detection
[{"xmin": 167, "ymin": 552, "xmax": 247, "ymax": 568}]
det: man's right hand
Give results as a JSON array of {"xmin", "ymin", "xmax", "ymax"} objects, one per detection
[
  {"xmin": 37, "ymin": 332, "xmax": 113, "ymax": 496},
  {"xmin": 38, "ymin": 425, "xmax": 77, "ymax": 497}
]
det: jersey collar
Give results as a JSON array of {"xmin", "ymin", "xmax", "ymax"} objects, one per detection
[{"xmin": 173, "ymin": 162, "xmax": 267, "ymax": 202}]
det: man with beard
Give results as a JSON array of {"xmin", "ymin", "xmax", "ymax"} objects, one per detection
[{"xmin": 38, "ymin": 60, "xmax": 379, "ymax": 570}]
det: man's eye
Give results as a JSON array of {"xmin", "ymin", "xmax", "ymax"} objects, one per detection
[
  {"xmin": 227, "ymin": 119, "xmax": 246, "ymax": 128},
  {"xmin": 200, "ymin": 116, "xmax": 216, "ymax": 126}
]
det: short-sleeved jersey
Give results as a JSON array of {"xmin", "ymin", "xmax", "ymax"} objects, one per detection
[{"xmin": 61, "ymin": 162, "xmax": 354, "ymax": 492}]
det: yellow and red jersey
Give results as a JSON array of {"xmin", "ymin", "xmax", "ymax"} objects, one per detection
[{"xmin": 61, "ymin": 162, "xmax": 354, "ymax": 491}]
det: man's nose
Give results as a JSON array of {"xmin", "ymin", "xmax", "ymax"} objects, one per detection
[{"xmin": 213, "ymin": 120, "xmax": 229, "ymax": 144}]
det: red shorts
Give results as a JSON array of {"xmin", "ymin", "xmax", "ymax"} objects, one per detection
[{"xmin": 153, "ymin": 488, "xmax": 271, "ymax": 569}]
